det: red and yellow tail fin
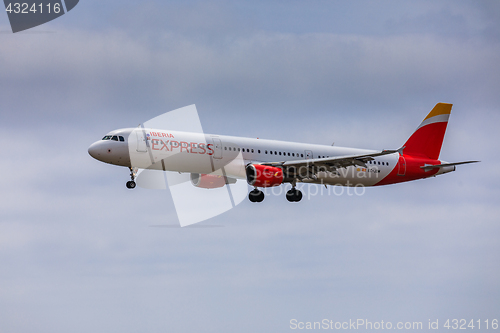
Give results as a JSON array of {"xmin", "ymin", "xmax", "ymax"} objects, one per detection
[{"xmin": 402, "ymin": 103, "xmax": 452, "ymax": 159}]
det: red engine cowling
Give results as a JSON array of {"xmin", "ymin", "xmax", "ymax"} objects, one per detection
[
  {"xmin": 190, "ymin": 173, "xmax": 228, "ymax": 189},
  {"xmin": 246, "ymin": 164, "xmax": 284, "ymax": 187}
]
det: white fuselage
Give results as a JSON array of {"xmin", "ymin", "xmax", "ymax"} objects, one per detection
[{"xmin": 88, "ymin": 127, "xmax": 400, "ymax": 187}]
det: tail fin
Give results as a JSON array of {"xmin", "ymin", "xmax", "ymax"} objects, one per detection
[{"xmin": 402, "ymin": 103, "xmax": 452, "ymax": 160}]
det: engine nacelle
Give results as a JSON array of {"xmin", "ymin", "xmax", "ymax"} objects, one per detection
[
  {"xmin": 246, "ymin": 164, "xmax": 284, "ymax": 188},
  {"xmin": 190, "ymin": 173, "xmax": 235, "ymax": 189}
]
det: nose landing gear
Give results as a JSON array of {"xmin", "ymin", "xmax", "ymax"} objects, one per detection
[{"xmin": 126, "ymin": 167, "xmax": 137, "ymax": 189}]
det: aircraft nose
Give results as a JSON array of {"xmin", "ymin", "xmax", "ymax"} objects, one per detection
[
  {"xmin": 88, "ymin": 141, "xmax": 104, "ymax": 160},
  {"xmin": 88, "ymin": 139, "xmax": 131, "ymax": 167}
]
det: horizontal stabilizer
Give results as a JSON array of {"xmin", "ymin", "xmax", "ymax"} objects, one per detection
[{"xmin": 420, "ymin": 160, "xmax": 479, "ymax": 172}]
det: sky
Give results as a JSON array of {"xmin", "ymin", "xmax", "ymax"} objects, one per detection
[{"xmin": 0, "ymin": 1, "xmax": 499, "ymax": 332}]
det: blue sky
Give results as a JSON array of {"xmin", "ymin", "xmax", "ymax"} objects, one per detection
[{"xmin": 0, "ymin": 1, "xmax": 499, "ymax": 332}]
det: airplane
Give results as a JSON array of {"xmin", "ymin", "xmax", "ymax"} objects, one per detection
[{"xmin": 88, "ymin": 103, "xmax": 478, "ymax": 203}]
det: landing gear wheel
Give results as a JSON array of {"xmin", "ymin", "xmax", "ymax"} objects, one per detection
[
  {"xmin": 286, "ymin": 188, "xmax": 303, "ymax": 202},
  {"xmin": 126, "ymin": 167, "xmax": 138, "ymax": 190},
  {"xmin": 295, "ymin": 190, "xmax": 303, "ymax": 202},
  {"xmin": 249, "ymin": 189, "xmax": 264, "ymax": 203}
]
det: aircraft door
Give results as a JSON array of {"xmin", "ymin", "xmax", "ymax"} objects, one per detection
[
  {"xmin": 397, "ymin": 155, "xmax": 406, "ymax": 176},
  {"xmin": 305, "ymin": 150, "xmax": 313, "ymax": 159},
  {"xmin": 212, "ymin": 137, "xmax": 222, "ymax": 159},
  {"xmin": 136, "ymin": 129, "xmax": 148, "ymax": 152}
]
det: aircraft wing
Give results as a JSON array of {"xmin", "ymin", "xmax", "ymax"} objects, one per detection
[{"xmin": 261, "ymin": 149, "xmax": 400, "ymax": 179}]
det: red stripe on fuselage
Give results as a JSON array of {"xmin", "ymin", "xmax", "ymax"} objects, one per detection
[{"xmin": 375, "ymin": 155, "xmax": 440, "ymax": 186}]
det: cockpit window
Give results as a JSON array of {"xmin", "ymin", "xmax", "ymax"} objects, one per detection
[{"xmin": 102, "ymin": 135, "xmax": 124, "ymax": 141}]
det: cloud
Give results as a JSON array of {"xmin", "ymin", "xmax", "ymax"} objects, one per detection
[{"xmin": 1, "ymin": 28, "xmax": 499, "ymax": 133}]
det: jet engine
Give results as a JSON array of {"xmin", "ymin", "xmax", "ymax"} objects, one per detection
[
  {"xmin": 246, "ymin": 164, "xmax": 284, "ymax": 187},
  {"xmin": 190, "ymin": 173, "xmax": 235, "ymax": 189}
]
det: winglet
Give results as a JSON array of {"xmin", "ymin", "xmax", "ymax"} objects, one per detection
[{"xmin": 397, "ymin": 146, "xmax": 405, "ymax": 156}]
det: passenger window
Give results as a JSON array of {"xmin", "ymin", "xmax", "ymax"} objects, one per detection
[
  {"xmin": 251, "ymin": 149, "xmax": 254, "ymax": 153},
  {"xmin": 265, "ymin": 150, "xmax": 268, "ymax": 154},
  {"xmin": 258, "ymin": 150, "xmax": 261, "ymax": 153},
  {"xmin": 224, "ymin": 147, "xmax": 227, "ymax": 150},
  {"xmin": 247, "ymin": 149, "xmax": 250, "ymax": 152},
  {"xmin": 301, "ymin": 154, "xmax": 304, "ymax": 157},
  {"xmin": 378, "ymin": 161, "xmax": 380, "ymax": 165},
  {"xmin": 287, "ymin": 152, "xmax": 290, "ymax": 156},
  {"xmin": 111, "ymin": 136, "xmax": 118, "ymax": 141},
  {"xmin": 279, "ymin": 152, "xmax": 282, "ymax": 155},
  {"xmin": 292, "ymin": 153, "xmax": 295, "ymax": 157}
]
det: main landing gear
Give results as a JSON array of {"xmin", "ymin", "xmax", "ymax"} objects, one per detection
[
  {"xmin": 248, "ymin": 187, "xmax": 303, "ymax": 203},
  {"xmin": 286, "ymin": 188, "xmax": 303, "ymax": 202},
  {"xmin": 126, "ymin": 167, "xmax": 137, "ymax": 189},
  {"xmin": 248, "ymin": 188, "xmax": 265, "ymax": 203}
]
